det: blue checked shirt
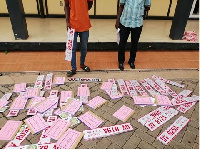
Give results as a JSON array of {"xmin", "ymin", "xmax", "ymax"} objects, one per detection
[{"xmin": 120, "ymin": 0, "xmax": 151, "ymax": 28}]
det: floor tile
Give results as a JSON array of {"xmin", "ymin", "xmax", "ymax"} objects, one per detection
[
  {"xmin": 0, "ymin": 18, "xmax": 198, "ymax": 43},
  {"xmin": 0, "ymin": 19, "xmax": 199, "ymax": 72},
  {"xmin": 0, "ymin": 51, "xmax": 199, "ymax": 72}
]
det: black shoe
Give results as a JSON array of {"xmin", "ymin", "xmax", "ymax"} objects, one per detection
[
  {"xmin": 128, "ymin": 62, "xmax": 135, "ymax": 69},
  {"xmin": 119, "ymin": 63, "xmax": 124, "ymax": 71}
]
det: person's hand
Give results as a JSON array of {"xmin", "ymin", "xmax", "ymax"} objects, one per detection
[
  {"xmin": 143, "ymin": 11, "xmax": 147, "ymax": 19},
  {"xmin": 144, "ymin": 7, "xmax": 150, "ymax": 18},
  {"xmin": 145, "ymin": 6, "xmax": 150, "ymax": 11},
  {"xmin": 115, "ymin": 21, "xmax": 119, "ymax": 29},
  {"xmin": 67, "ymin": 22, "xmax": 71, "ymax": 30}
]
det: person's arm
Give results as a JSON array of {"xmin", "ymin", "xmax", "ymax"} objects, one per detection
[
  {"xmin": 115, "ymin": 3, "xmax": 124, "ymax": 29},
  {"xmin": 88, "ymin": 1, "xmax": 93, "ymax": 10},
  {"xmin": 64, "ymin": 0, "xmax": 70, "ymax": 29},
  {"xmin": 144, "ymin": 0, "xmax": 151, "ymax": 18}
]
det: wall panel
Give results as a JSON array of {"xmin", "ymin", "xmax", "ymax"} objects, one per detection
[
  {"xmin": 0, "ymin": 0, "xmax": 191, "ymax": 18},
  {"xmin": 169, "ymin": 0, "xmax": 178, "ymax": 16},
  {"xmin": 148, "ymin": 0, "xmax": 170, "ymax": 16},
  {"xmin": 96, "ymin": 0, "xmax": 117, "ymax": 15},
  {"xmin": 0, "ymin": 0, "xmax": 8, "ymax": 13},
  {"xmin": 46, "ymin": 0, "xmax": 94, "ymax": 15},
  {"xmin": 22, "ymin": 0, "xmax": 38, "ymax": 14},
  {"xmin": 0, "ymin": 0, "xmax": 37, "ymax": 14},
  {"xmin": 47, "ymin": 0, "xmax": 65, "ymax": 14}
]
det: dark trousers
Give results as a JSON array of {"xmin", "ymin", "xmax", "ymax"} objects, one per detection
[{"xmin": 118, "ymin": 24, "xmax": 142, "ymax": 64}]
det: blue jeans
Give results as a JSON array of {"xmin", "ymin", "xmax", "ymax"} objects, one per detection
[{"xmin": 71, "ymin": 31, "xmax": 89, "ymax": 70}]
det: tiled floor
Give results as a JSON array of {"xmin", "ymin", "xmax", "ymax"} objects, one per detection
[
  {"xmin": 0, "ymin": 50, "xmax": 198, "ymax": 72},
  {"xmin": 0, "ymin": 17, "xmax": 199, "ymax": 43},
  {"xmin": 0, "ymin": 18, "xmax": 199, "ymax": 72}
]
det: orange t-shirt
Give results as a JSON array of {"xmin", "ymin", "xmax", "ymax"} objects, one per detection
[{"xmin": 66, "ymin": 0, "xmax": 93, "ymax": 32}]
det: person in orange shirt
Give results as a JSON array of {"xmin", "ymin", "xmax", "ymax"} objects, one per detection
[{"xmin": 64, "ymin": 0, "xmax": 93, "ymax": 77}]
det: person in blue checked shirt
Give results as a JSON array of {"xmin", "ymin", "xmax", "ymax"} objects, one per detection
[{"xmin": 115, "ymin": 0, "xmax": 151, "ymax": 71}]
